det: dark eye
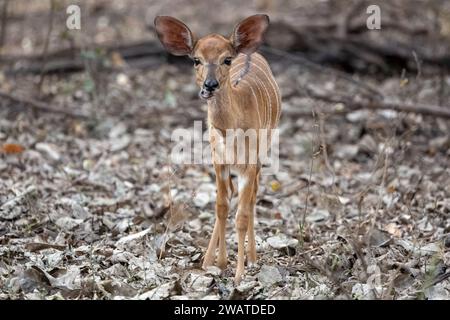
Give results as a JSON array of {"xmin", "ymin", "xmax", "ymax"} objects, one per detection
[
  {"xmin": 223, "ymin": 57, "xmax": 232, "ymax": 66},
  {"xmin": 193, "ymin": 58, "xmax": 201, "ymax": 66}
]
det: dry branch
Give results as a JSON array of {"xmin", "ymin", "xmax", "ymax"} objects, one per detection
[
  {"xmin": 0, "ymin": 91, "xmax": 89, "ymax": 118},
  {"xmin": 285, "ymin": 87, "xmax": 450, "ymax": 119},
  {"xmin": 1, "ymin": 41, "xmax": 169, "ymax": 75}
]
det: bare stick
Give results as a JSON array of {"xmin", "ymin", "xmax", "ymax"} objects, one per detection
[
  {"xmin": 37, "ymin": 0, "xmax": 56, "ymax": 94},
  {"xmin": 0, "ymin": 0, "xmax": 9, "ymax": 55},
  {"xmin": 0, "ymin": 90, "xmax": 89, "ymax": 118}
]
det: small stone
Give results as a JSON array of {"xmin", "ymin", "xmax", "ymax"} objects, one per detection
[
  {"xmin": 417, "ymin": 218, "xmax": 433, "ymax": 232},
  {"xmin": 306, "ymin": 209, "xmax": 330, "ymax": 223},
  {"xmin": 55, "ymin": 217, "xmax": 83, "ymax": 230},
  {"xmin": 138, "ymin": 281, "xmax": 176, "ymax": 300},
  {"xmin": 193, "ymin": 184, "xmax": 216, "ymax": 208},
  {"xmin": 108, "ymin": 122, "xmax": 127, "ymax": 139},
  {"xmin": 116, "ymin": 74, "xmax": 130, "ymax": 87},
  {"xmin": 257, "ymin": 265, "xmax": 282, "ymax": 287},
  {"xmin": 444, "ymin": 235, "xmax": 450, "ymax": 248},
  {"xmin": 424, "ymin": 283, "xmax": 450, "ymax": 300},
  {"xmin": 236, "ymin": 280, "xmax": 258, "ymax": 293},
  {"xmin": 358, "ymin": 134, "xmax": 377, "ymax": 154},
  {"xmin": 110, "ymin": 135, "xmax": 131, "ymax": 152},
  {"xmin": 199, "ymin": 211, "xmax": 213, "ymax": 220},
  {"xmin": 266, "ymin": 234, "xmax": 298, "ymax": 250},
  {"xmin": 420, "ymin": 243, "xmax": 440, "ymax": 254},
  {"xmin": 188, "ymin": 219, "xmax": 202, "ymax": 232},
  {"xmin": 82, "ymin": 159, "xmax": 94, "ymax": 170},
  {"xmin": 346, "ymin": 110, "xmax": 369, "ymax": 122},
  {"xmin": 205, "ymin": 266, "xmax": 222, "ymax": 277},
  {"xmin": 352, "ymin": 283, "xmax": 376, "ymax": 300},
  {"xmin": 35, "ymin": 143, "xmax": 61, "ymax": 161},
  {"xmin": 189, "ymin": 274, "xmax": 214, "ymax": 291},
  {"xmin": 335, "ymin": 145, "xmax": 359, "ymax": 159},
  {"xmin": 194, "ymin": 192, "xmax": 210, "ymax": 208}
]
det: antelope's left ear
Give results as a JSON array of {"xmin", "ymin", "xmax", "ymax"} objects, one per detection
[{"xmin": 230, "ymin": 14, "xmax": 269, "ymax": 55}]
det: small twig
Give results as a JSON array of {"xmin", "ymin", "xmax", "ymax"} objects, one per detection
[
  {"xmin": 301, "ymin": 109, "xmax": 319, "ymax": 228},
  {"xmin": 438, "ymin": 67, "xmax": 446, "ymax": 106},
  {"xmin": 317, "ymin": 110, "xmax": 337, "ymax": 190},
  {"xmin": 0, "ymin": 90, "xmax": 89, "ymax": 118},
  {"xmin": 412, "ymin": 51, "xmax": 422, "ymax": 80}
]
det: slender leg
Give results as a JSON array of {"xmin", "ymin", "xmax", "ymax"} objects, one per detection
[
  {"xmin": 202, "ymin": 219, "xmax": 220, "ymax": 268},
  {"xmin": 234, "ymin": 167, "xmax": 257, "ymax": 284},
  {"xmin": 247, "ymin": 168, "xmax": 260, "ymax": 266},
  {"xmin": 216, "ymin": 165, "xmax": 230, "ymax": 269},
  {"xmin": 202, "ymin": 164, "xmax": 230, "ymax": 270}
]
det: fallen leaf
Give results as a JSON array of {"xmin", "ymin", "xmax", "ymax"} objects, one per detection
[
  {"xmin": 270, "ymin": 180, "xmax": 281, "ymax": 192},
  {"xmin": 1, "ymin": 143, "xmax": 25, "ymax": 154}
]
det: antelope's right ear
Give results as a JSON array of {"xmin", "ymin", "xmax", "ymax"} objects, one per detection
[{"xmin": 154, "ymin": 16, "xmax": 194, "ymax": 56}]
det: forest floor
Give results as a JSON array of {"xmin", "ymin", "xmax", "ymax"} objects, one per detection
[{"xmin": 0, "ymin": 0, "xmax": 449, "ymax": 300}]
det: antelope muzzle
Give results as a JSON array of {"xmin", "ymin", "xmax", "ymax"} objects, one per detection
[{"xmin": 200, "ymin": 65, "xmax": 220, "ymax": 99}]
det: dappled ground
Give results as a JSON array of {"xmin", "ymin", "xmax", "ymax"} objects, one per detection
[{"xmin": 1, "ymin": 0, "xmax": 449, "ymax": 299}]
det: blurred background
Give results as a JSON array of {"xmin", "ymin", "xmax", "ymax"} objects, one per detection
[{"xmin": 0, "ymin": 0, "xmax": 449, "ymax": 300}]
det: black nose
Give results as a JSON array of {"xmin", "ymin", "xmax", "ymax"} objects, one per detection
[{"xmin": 204, "ymin": 79, "xmax": 219, "ymax": 91}]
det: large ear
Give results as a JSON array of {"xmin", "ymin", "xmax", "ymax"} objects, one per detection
[
  {"xmin": 154, "ymin": 16, "xmax": 194, "ymax": 56},
  {"xmin": 231, "ymin": 14, "xmax": 269, "ymax": 55}
]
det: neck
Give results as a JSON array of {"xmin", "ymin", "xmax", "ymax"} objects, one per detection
[{"xmin": 207, "ymin": 79, "xmax": 237, "ymax": 130}]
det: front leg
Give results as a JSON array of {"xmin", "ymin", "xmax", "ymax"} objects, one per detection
[
  {"xmin": 202, "ymin": 164, "xmax": 230, "ymax": 270},
  {"xmin": 234, "ymin": 166, "xmax": 258, "ymax": 284}
]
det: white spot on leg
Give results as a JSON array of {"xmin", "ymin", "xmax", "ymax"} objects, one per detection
[
  {"xmin": 220, "ymin": 166, "xmax": 232, "ymax": 199},
  {"xmin": 221, "ymin": 167, "xmax": 230, "ymax": 181},
  {"xmin": 238, "ymin": 175, "xmax": 248, "ymax": 193}
]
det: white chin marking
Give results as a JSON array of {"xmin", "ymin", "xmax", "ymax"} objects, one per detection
[{"xmin": 200, "ymin": 91, "xmax": 214, "ymax": 100}]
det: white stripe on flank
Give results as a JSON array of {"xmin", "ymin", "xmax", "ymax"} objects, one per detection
[
  {"xmin": 238, "ymin": 79, "xmax": 262, "ymax": 127},
  {"xmin": 230, "ymin": 54, "xmax": 280, "ymax": 128},
  {"xmin": 230, "ymin": 70, "xmax": 262, "ymax": 126},
  {"xmin": 240, "ymin": 72, "xmax": 267, "ymax": 128},
  {"xmin": 251, "ymin": 56, "xmax": 280, "ymax": 121},
  {"xmin": 234, "ymin": 57, "xmax": 279, "ymax": 125},
  {"xmin": 248, "ymin": 57, "xmax": 280, "ymax": 126},
  {"xmin": 252, "ymin": 76, "xmax": 269, "ymax": 128},
  {"xmin": 250, "ymin": 72, "xmax": 271, "ymax": 129}
]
